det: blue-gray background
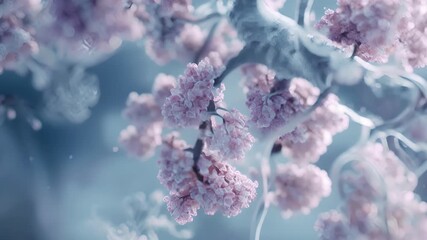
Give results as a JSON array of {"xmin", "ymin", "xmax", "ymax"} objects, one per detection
[{"xmin": 1, "ymin": 1, "xmax": 427, "ymax": 239}]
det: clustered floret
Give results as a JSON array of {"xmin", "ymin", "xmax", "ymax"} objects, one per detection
[
  {"xmin": 243, "ymin": 64, "xmax": 349, "ymax": 163},
  {"xmin": 274, "ymin": 163, "xmax": 332, "ymax": 217},
  {"xmin": 315, "ymin": 143, "xmax": 426, "ymax": 240},
  {"xmin": 205, "ymin": 109, "xmax": 255, "ymax": 162},
  {"xmin": 120, "ymin": 73, "xmax": 175, "ymax": 158},
  {"xmin": 162, "ymin": 54, "xmax": 225, "ymax": 128},
  {"xmin": 158, "ymin": 133, "xmax": 258, "ymax": 224},
  {"xmin": 317, "ymin": 0, "xmax": 427, "ymax": 69}
]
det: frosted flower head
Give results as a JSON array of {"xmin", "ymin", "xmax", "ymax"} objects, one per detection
[
  {"xmin": 42, "ymin": 66, "xmax": 99, "ymax": 123},
  {"xmin": 162, "ymin": 54, "xmax": 225, "ymax": 128},
  {"xmin": 241, "ymin": 63, "xmax": 276, "ymax": 93},
  {"xmin": 318, "ymin": 0, "xmax": 427, "ymax": 68},
  {"xmin": 194, "ymin": 152, "xmax": 258, "ymax": 217},
  {"xmin": 164, "ymin": 194, "xmax": 200, "ymax": 225},
  {"xmin": 158, "ymin": 134, "xmax": 257, "ymax": 224},
  {"xmin": 205, "ymin": 109, "xmax": 255, "ymax": 162},
  {"xmin": 157, "ymin": 133, "xmax": 195, "ymax": 195},
  {"xmin": 279, "ymin": 78, "xmax": 349, "ymax": 163},
  {"xmin": 274, "ymin": 163, "xmax": 331, "ymax": 217},
  {"xmin": 317, "ymin": 0, "xmax": 402, "ymax": 62},
  {"xmin": 243, "ymin": 67, "xmax": 348, "ymax": 163},
  {"xmin": 243, "ymin": 66, "xmax": 304, "ymax": 134}
]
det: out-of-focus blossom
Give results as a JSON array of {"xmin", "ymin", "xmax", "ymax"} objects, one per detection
[
  {"xmin": 43, "ymin": 0, "xmax": 143, "ymax": 54},
  {"xmin": 342, "ymin": 143, "xmax": 417, "ymax": 196},
  {"xmin": 120, "ymin": 73, "xmax": 175, "ymax": 159},
  {"xmin": 0, "ymin": 0, "xmax": 41, "ymax": 17},
  {"xmin": 96, "ymin": 191, "xmax": 193, "ymax": 240},
  {"xmin": 403, "ymin": 114, "xmax": 427, "ymax": 143},
  {"xmin": 42, "ymin": 66, "xmax": 99, "ymax": 123},
  {"xmin": 119, "ymin": 124, "xmax": 162, "ymax": 159},
  {"xmin": 274, "ymin": 163, "xmax": 331, "ymax": 217},
  {"xmin": 152, "ymin": 73, "xmax": 176, "ymax": 106},
  {"xmin": 326, "ymin": 141, "xmax": 427, "ymax": 240},
  {"xmin": 124, "ymin": 93, "xmax": 163, "ymax": 128},
  {"xmin": 314, "ymin": 210, "xmax": 349, "ymax": 240}
]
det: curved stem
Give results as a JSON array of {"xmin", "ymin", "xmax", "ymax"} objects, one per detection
[
  {"xmin": 250, "ymin": 200, "xmax": 264, "ymax": 240},
  {"xmin": 254, "ymin": 202, "xmax": 269, "ymax": 240},
  {"xmin": 296, "ymin": 0, "xmax": 313, "ymax": 27},
  {"xmin": 267, "ymin": 86, "xmax": 333, "ymax": 141},
  {"xmin": 250, "ymin": 141, "xmax": 276, "ymax": 240},
  {"xmin": 181, "ymin": 12, "xmax": 223, "ymax": 24},
  {"xmin": 194, "ymin": 22, "xmax": 220, "ymax": 63},
  {"xmin": 213, "ymin": 45, "xmax": 255, "ymax": 87}
]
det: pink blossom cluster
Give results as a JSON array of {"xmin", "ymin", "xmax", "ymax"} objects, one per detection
[
  {"xmin": 280, "ymin": 84, "xmax": 349, "ymax": 163},
  {"xmin": 315, "ymin": 143, "xmax": 426, "ymax": 239},
  {"xmin": 274, "ymin": 163, "xmax": 331, "ymax": 217},
  {"xmin": 403, "ymin": 114, "xmax": 427, "ymax": 143},
  {"xmin": 162, "ymin": 54, "xmax": 225, "ymax": 128},
  {"xmin": 0, "ymin": 0, "xmax": 40, "ymax": 72},
  {"xmin": 158, "ymin": 133, "xmax": 258, "ymax": 224},
  {"xmin": 242, "ymin": 64, "xmax": 349, "ymax": 163},
  {"xmin": 343, "ymin": 143, "xmax": 417, "ymax": 196},
  {"xmin": 315, "ymin": 191, "xmax": 427, "ymax": 240},
  {"xmin": 243, "ymin": 64, "xmax": 305, "ymax": 133},
  {"xmin": 45, "ymin": 0, "xmax": 143, "ymax": 53},
  {"xmin": 120, "ymin": 74, "xmax": 175, "ymax": 158},
  {"xmin": 317, "ymin": 0, "xmax": 427, "ymax": 69},
  {"xmin": 314, "ymin": 210, "xmax": 349, "ymax": 240},
  {"xmin": 205, "ymin": 109, "xmax": 255, "ymax": 162}
]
